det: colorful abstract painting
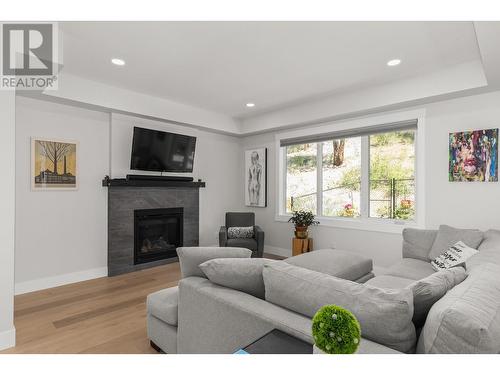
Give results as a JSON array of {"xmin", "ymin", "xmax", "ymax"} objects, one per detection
[{"xmin": 449, "ymin": 128, "xmax": 498, "ymax": 182}]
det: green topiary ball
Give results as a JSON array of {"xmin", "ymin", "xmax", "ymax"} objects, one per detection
[{"xmin": 312, "ymin": 305, "xmax": 361, "ymax": 354}]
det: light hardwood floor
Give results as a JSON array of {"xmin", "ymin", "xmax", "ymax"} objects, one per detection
[{"xmin": 1, "ymin": 254, "xmax": 283, "ymax": 354}]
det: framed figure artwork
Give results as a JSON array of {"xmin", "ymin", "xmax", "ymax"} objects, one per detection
[{"xmin": 245, "ymin": 148, "xmax": 267, "ymax": 207}]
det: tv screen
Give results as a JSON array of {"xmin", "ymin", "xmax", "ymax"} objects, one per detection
[{"xmin": 130, "ymin": 127, "xmax": 196, "ymax": 172}]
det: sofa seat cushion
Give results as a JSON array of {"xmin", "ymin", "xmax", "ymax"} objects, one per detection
[
  {"xmin": 284, "ymin": 249, "xmax": 373, "ymax": 281},
  {"xmin": 177, "ymin": 246, "xmax": 252, "ymax": 278},
  {"xmin": 263, "ymin": 262, "xmax": 416, "ymax": 353},
  {"xmin": 428, "ymin": 225, "xmax": 483, "ymax": 261},
  {"xmin": 226, "ymin": 238, "xmax": 258, "ymax": 251},
  {"xmin": 386, "ymin": 258, "xmax": 435, "ymax": 280},
  {"xmin": 468, "ymin": 229, "xmax": 500, "ymax": 269},
  {"xmin": 417, "ymin": 263, "xmax": 500, "ymax": 353},
  {"xmin": 147, "ymin": 286, "xmax": 179, "ymax": 326},
  {"xmin": 365, "ymin": 275, "xmax": 415, "ymax": 289}
]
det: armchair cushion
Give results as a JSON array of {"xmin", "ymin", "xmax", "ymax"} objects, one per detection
[{"xmin": 226, "ymin": 238, "xmax": 258, "ymax": 251}]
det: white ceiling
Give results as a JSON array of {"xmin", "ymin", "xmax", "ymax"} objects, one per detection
[{"xmin": 60, "ymin": 21, "xmax": 482, "ymax": 119}]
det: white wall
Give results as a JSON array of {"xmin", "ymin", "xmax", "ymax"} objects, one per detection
[
  {"xmin": 14, "ymin": 98, "xmax": 243, "ymax": 294},
  {"xmin": 109, "ymin": 113, "xmax": 242, "ymax": 246},
  {"xmin": 0, "ymin": 91, "xmax": 16, "ymax": 350},
  {"xmin": 15, "ymin": 97, "xmax": 110, "ymax": 293},
  {"xmin": 242, "ymin": 91, "xmax": 500, "ymax": 268},
  {"xmin": 44, "ymin": 72, "xmax": 241, "ymax": 134}
]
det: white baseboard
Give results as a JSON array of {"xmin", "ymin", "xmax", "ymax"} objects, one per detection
[
  {"xmin": 15, "ymin": 267, "xmax": 108, "ymax": 295},
  {"xmin": 0, "ymin": 327, "xmax": 16, "ymax": 351},
  {"xmin": 265, "ymin": 245, "xmax": 291, "ymax": 258}
]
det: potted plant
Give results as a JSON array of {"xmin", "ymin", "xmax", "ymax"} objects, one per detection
[
  {"xmin": 312, "ymin": 305, "xmax": 361, "ymax": 354},
  {"xmin": 288, "ymin": 210, "xmax": 319, "ymax": 239}
]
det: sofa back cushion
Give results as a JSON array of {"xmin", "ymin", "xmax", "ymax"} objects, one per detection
[
  {"xmin": 428, "ymin": 225, "xmax": 483, "ymax": 261},
  {"xmin": 263, "ymin": 262, "xmax": 416, "ymax": 353},
  {"xmin": 417, "ymin": 263, "xmax": 500, "ymax": 353},
  {"xmin": 409, "ymin": 267, "xmax": 467, "ymax": 328},
  {"xmin": 176, "ymin": 247, "xmax": 252, "ymax": 278},
  {"xmin": 402, "ymin": 228, "xmax": 437, "ymax": 261},
  {"xmin": 468, "ymin": 229, "xmax": 500, "ymax": 269},
  {"xmin": 284, "ymin": 249, "xmax": 372, "ymax": 281},
  {"xmin": 199, "ymin": 258, "xmax": 278, "ymax": 299}
]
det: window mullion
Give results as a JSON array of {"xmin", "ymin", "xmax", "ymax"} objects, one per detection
[
  {"xmin": 282, "ymin": 147, "xmax": 288, "ymax": 214},
  {"xmin": 361, "ymin": 136, "xmax": 369, "ymax": 219},
  {"xmin": 316, "ymin": 142, "xmax": 323, "ymax": 216}
]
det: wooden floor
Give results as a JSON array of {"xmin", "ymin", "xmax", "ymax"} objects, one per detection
[{"xmin": 1, "ymin": 254, "xmax": 283, "ymax": 354}]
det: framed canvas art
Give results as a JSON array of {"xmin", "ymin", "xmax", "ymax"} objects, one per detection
[
  {"xmin": 449, "ymin": 128, "xmax": 498, "ymax": 182},
  {"xmin": 245, "ymin": 148, "xmax": 267, "ymax": 207},
  {"xmin": 31, "ymin": 138, "xmax": 78, "ymax": 190}
]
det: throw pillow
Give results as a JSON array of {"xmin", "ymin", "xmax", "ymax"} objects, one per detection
[
  {"xmin": 431, "ymin": 241, "xmax": 479, "ymax": 271},
  {"xmin": 409, "ymin": 267, "xmax": 467, "ymax": 327},
  {"xmin": 227, "ymin": 226, "xmax": 255, "ymax": 239},
  {"xmin": 176, "ymin": 246, "xmax": 252, "ymax": 278},
  {"xmin": 199, "ymin": 258, "xmax": 279, "ymax": 299},
  {"xmin": 428, "ymin": 224, "xmax": 483, "ymax": 260},
  {"xmin": 263, "ymin": 262, "xmax": 416, "ymax": 353}
]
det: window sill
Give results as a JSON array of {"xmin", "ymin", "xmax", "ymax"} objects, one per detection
[{"xmin": 275, "ymin": 214, "xmax": 421, "ymax": 234}]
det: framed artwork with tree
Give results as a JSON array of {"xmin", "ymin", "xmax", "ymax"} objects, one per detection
[{"xmin": 31, "ymin": 138, "xmax": 78, "ymax": 190}]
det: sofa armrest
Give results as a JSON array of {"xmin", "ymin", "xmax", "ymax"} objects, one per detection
[
  {"xmin": 254, "ymin": 225, "xmax": 265, "ymax": 257},
  {"xmin": 219, "ymin": 226, "xmax": 228, "ymax": 247}
]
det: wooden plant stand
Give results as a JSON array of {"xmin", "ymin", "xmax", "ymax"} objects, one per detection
[{"xmin": 292, "ymin": 238, "xmax": 313, "ymax": 257}]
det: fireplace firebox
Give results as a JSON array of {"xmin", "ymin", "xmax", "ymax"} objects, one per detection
[{"xmin": 134, "ymin": 207, "xmax": 183, "ymax": 265}]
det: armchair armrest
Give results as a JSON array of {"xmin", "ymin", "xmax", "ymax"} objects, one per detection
[
  {"xmin": 254, "ymin": 225, "xmax": 265, "ymax": 257},
  {"xmin": 219, "ymin": 226, "xmax": 228, "ymax": 247}
]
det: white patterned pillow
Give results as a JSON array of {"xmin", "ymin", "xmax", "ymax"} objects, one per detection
[
  {"xmin": 431, "ymin": 241, "xmax": 479, "ymax": 271},
  {"xmin": 227, "ymin": 226, "xmax": 254, "ymax": 239}
]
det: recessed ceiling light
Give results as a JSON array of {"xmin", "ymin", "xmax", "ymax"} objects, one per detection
[
  {"xmin": 111, "ymin": 58, "xmax": 126, "ymax": 66},
  {"xmin": 387, "ymin": 59, "xmax": 401, "ymax": 67},
  {"xmin": 246, "ymin": 103, "xmax": 255, "ymax": 108}
]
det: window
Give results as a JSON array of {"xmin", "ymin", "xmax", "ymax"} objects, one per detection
[
  {"xmin": 369, "ymin": 130, "xmax": 415, "ymax": 220},
  {"xmin": 282, "ymin": 123, "xmax": 417, "ymax": 224},
  {"xmin": 286, "ymin": 143, "xmax": 317, "ymax": 214},
  {"xmin": 322, "ymin": 137, "xmax": 361, "ymax": 217}
]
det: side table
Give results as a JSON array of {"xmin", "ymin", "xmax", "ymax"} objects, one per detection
[{"xmin": 292, "ymin": 237, "xmax": 313, "ymax": 256}]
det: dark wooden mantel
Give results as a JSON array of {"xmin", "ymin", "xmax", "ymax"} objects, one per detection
[{"xmin": 102, "ymin": 177, "xmax": 206, "ymax": 188}]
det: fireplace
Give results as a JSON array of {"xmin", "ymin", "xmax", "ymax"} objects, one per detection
[{"xmin": 134, "ymin": 207, "xmax": 183, "ymax": 265}]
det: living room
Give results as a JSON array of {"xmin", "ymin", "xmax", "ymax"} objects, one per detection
[{"xmin": 1, "ymin": 1, "xmax": 500, "ymax": 373}]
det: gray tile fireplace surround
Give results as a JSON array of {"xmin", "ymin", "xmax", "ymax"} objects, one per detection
[{"xmin": 107, "ymin": 186, "xmax": 200, "ymax": 276}]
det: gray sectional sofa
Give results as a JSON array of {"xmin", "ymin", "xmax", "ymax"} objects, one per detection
[{"xmin": 147, "ymin": 226, "xmax": 500, "ymax": 354}]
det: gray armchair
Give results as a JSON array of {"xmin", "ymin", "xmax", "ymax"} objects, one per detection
[{"xmin": 219, "ymin": 212, "xmax": 264, "ymax": 258}]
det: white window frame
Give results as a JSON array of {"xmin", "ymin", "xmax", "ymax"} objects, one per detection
[{"xmin": 275, "ymin": 109, "xmax": 426, "ymax": 234}]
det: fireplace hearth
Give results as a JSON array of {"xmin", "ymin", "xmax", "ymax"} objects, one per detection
[{"xmin": 134, "ymin": 207, "xmax": 183, "ymax": 265}]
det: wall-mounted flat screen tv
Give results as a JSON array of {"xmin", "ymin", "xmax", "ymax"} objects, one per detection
[{"xmin": 130, "ymin": 127, "xmax": 196, "ymax": 172}]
